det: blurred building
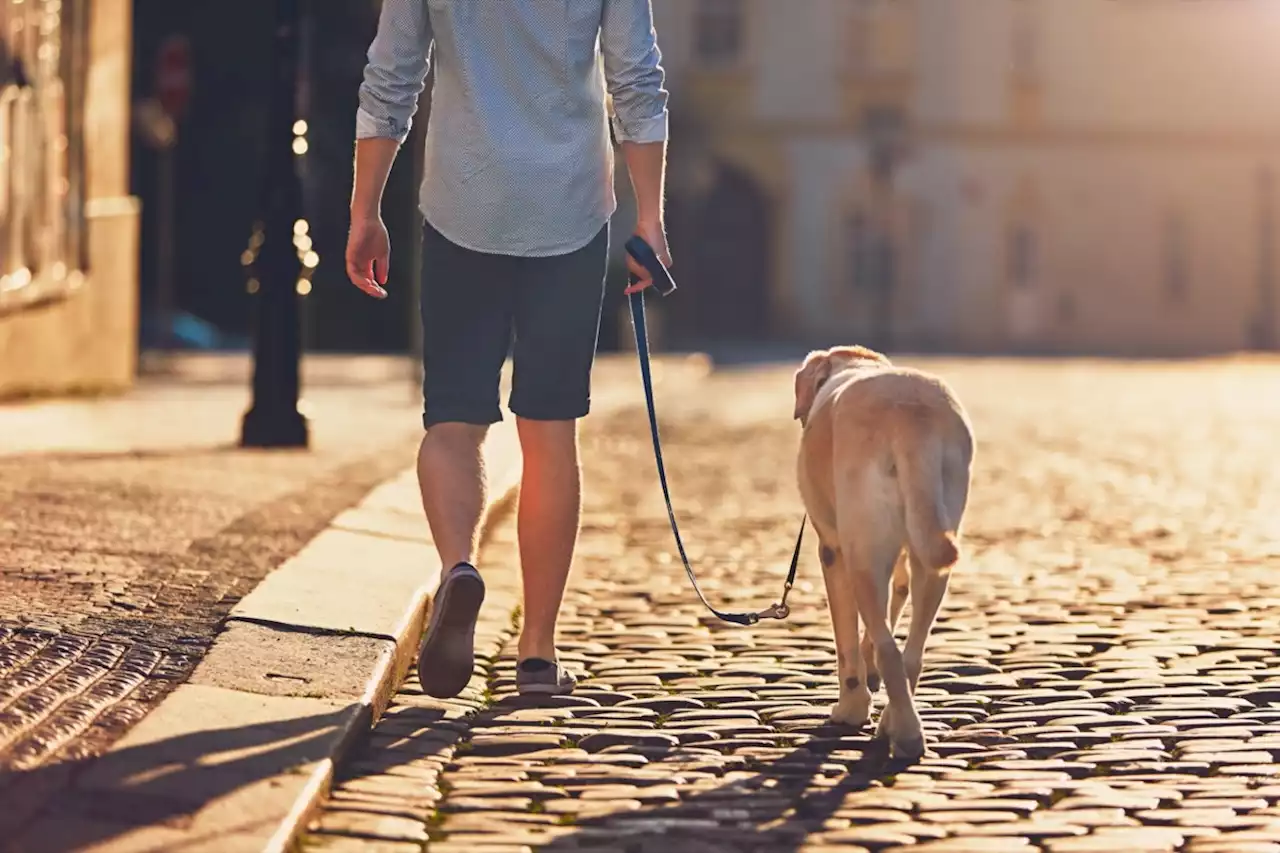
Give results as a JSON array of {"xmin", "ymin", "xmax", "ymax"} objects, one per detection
[
  {"xmin": 0, "ymin": 0, "xmax": 139, "ymax": 396},
  {"xmin": 654, "ymin": 0, "xmax": 1280, "ymax": 355}
]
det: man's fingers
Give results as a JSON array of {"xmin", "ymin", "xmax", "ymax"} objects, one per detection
[
  {"xmin": 345, "ymin": 257, "xmax": 364, "ymax": 286},
  {"xmin": 625, "ymin": 255, "xmax": 648, "ymax": 280},
  {"xmin": 345, "ymin": 252, "xmax": 374, "ymax": 282},
  {"xmin": 375, "ymin": 253, "xmax": 390, "ymax": 286},
  {"xmin": 625, "ymin": 255, "xmax": 657, "ymax": 291},
  {"xmin": 346, "ymin": 256, "xmax": 388, "ymax": 299}
]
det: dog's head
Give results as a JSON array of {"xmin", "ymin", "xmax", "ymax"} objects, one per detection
[{"xmin": 793, "ymin": 345, "xmax": 891, "ymax": 425}]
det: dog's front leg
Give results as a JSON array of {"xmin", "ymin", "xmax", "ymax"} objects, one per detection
[{"xmin": 819, "ymin": 542, "xmax": 872, "ymax": 727}]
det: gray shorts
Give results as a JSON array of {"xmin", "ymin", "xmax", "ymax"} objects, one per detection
[{"xmin": 419, "ymin": 219, "xmax": 609, "ymax": 429}]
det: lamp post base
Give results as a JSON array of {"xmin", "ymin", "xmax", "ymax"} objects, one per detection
[{"xmin": 240, "ymin": 404, "xmax": 309, "ymax": 449}]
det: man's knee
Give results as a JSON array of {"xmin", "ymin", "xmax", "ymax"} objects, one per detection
[
  {"xmin": 421, "ymin": 421, "xmax": 489, "ymax": 455},
  {"xmin": 515, "ymin": 417, "xmax": 578, "ymax": 462}
]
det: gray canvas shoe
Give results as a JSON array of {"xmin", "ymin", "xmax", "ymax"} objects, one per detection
[
  {"xmin": 416, "ymin": 562, "xmax": 485, "ymax": 698},
  {"xmin": 516, "ymin": 658, "xmax": 577, "ymax": 695}
]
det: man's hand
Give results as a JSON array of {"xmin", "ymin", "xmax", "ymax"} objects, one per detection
[
  {"xmin": 624, "ymin": 219, "xmax": 672, "ymax": 295},
  {"xmin": 346, "ymin": 215, "xmax": 391, "ymax": 299}
]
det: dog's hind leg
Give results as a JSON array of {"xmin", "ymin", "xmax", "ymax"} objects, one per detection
[
  {"xmin": 863, "ymin": 549, "xmax": 909, "ymax": 696},
  {"xmin": 899, "ymin": 437, "xmax": 969, "ymax": 693},
  {"xmin": 819, "ymin": 543, "xmax": 871, "ymax": 727},
  {"xmin": 889, "ymin": 551, "xmax": 910, "ymax": 630},
  {"xmin": 903, "ymin": 552, "xmax": 951, "ymax": 694},
  {"xmin": 841, "ymin": 517, "xmax": 923, "ymax": 759}
]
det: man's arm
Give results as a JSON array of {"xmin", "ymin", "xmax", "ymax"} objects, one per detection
[
  {"xmin": 347, "ymin": 0, "xmax": 432, "ymax": 298},
  {"xmin": 601, "ymin": 0, "xmax": 672, "ymax": 292}
]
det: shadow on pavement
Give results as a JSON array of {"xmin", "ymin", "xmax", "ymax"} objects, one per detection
[
  {"xmin": 534, "ymin": 741, "xmax": 900, "ymax": 853},
  {"xmin": 423, "ymin": 694, "xmax": 911, "ymax": 853},
  {"xmin": 0, "ymin": 705, "xmax": 361, "ymax": 853},
  {"xmin": 2, "ymin": 697, "xmax": 910, "ymax": 853}
]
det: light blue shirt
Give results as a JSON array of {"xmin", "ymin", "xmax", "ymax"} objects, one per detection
[{"xmin": 356, "ymin": 0, "xmax": 670, "ymax": 258}]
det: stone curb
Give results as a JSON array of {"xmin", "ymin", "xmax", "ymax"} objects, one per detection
[{"xmin": 10, "ymin": 354, "xmax": 710, "ymax": 853}]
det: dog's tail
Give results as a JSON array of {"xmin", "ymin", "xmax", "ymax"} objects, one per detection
[{"xmin": 892, "ymin": 420, "xmax": 960, "ymax": 572}]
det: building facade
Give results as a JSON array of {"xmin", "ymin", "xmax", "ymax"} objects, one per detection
[
  {"xmin": 654, "ymin": 0, "xmax": 1280, "ymax": 355},
  {"xmin": 0, "ymin": 0, "xmax": 139, "ymax": 397}
]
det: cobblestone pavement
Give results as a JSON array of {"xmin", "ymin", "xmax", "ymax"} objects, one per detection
[
  {"xmin": 307, "ymin": 358, "xmax": 1280, "ymax": 853},
  {"xmin": 0, "ymin": 376, "xmax": 431, "ymax": 833}
]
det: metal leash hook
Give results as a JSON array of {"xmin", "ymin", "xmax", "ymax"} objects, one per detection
[{"xmin": 757, "ymin": 583, "xmax": 794, "ymax": 622}]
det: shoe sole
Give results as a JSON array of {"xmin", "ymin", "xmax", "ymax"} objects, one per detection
[
  {"xmin": 515, "ymin": 681, "xmax": 576, "ymax": 696},
  {"xmin": 416, "ymin": 570, "xmax": 485, "ymax": 699}
]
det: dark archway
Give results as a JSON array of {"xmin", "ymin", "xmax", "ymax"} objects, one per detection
[{"xmin": 668, "ymin": 161, "xmax": 773, "ymax": 344}]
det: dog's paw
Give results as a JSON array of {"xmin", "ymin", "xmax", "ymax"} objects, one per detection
[
  {"xmin": 891, "ymin": 734, "xmax": 926, "ymax": 762},
  {"xmin": 827, "ymin": 700, "xmax": 871, "ymax": 729},
  {"xmin": 876, "ymin": 703, "xmax": 925, "ymax": 760}
]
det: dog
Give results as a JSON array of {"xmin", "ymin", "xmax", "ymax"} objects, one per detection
[{"xmin": 793, "ymin": 345, "xmax": 974, "ymax": 759}]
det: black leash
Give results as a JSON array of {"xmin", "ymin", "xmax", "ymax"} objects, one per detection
[{"xmin": 624, "ymin": 236, "xmax": 806, "ymax": 626}]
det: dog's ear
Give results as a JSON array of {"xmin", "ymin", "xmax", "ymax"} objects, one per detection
[{"xmin": 793, "ymin": 350, "xmax": 834, "ymax": 423}]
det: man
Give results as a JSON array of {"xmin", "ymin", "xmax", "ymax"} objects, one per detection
[{"xmin": 346, "ymin": 0, "xmax": 670, "ymax": 699}]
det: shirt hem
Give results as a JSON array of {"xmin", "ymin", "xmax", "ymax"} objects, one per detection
[{"xmin": 419, "ymin": 205, "xmax": 616, "ymax": 259}]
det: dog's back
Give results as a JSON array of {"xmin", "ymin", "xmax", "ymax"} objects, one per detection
[{"xmin": 800, "ymin": 364, "xmax": 974, "ymax": 571}]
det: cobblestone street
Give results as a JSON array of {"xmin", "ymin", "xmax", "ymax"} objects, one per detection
[{"xmin": 306, "ymin": 358, "xmax": 1280, "ymax": 853}]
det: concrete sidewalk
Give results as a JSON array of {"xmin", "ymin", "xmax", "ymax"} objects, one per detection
[{"xmin": 0, "ymin": 351, "xmax": 711, "ymax": 852}]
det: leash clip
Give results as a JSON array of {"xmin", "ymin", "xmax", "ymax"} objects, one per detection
[
  {"xmin": 756, "ymin": 602, "xmax": 790, "ymax": 621},
  {"xmin": 756, "ymin": 582, "xmax": 795, "ymax": 621}
]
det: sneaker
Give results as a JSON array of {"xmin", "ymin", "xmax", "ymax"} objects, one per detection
[
  {"xmin": 416, "ymin": 562, "xmax": 485, "ymax": 698},
  {"xmin": 515, "ymin": 658, "xmax": 577, "ymax": 696}
]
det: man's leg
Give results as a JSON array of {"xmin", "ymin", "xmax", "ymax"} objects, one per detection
[
  {"xmin": 417, "ymin": 423, "xmax": 488, "ymax": 577},
  {"xmin": 513, "ymin": 417, "xmax": 581, "ymax": 663},
  {"xmin": 415, "ymin": 220, "xmax": 513, "ymax": 698},
  {"xmin": 508, "ymin": 223, "xmax": 610, "ymax": 690}
]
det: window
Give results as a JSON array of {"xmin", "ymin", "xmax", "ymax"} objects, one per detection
[
  {"xmin": 694, "ymin": 0, "xmax": 744, "ymax": 65},
  {"xmin": 0, "ymin": 0, "xmax": 89, "ymax": 312},
  {"xmin": 1163, "ymin": 211, "xmax": 1189, "ymax": 304},
  {"xmin": 1011, "ymin": 0, "xmax": 1039, "ymax": 84},
  {"xmin": 1056, "ymin": 291, "xmax": 1076, "ymax": 324},
  {"xmin": 1008, "ymin": 224, "xmax": 1036, "ymax": 289},
  {"xmin": 847, "ymin": 0, "xmax": 874, "ymax": 77},
  {"xmin": 848, "ymin": 211, "xmax": 872, "ymax": 291},
  {"xmin": 847, "ymin": 210, "xmax": 893, "ymax": 295}
]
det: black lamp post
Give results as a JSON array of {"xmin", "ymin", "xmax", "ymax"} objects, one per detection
[
  {"xmin": 865, "ymin": 107, "xmax": 907, "ymax": 354},
  {"xmin": 241, "ymin": 0, "xmax": 309, "ymax": 448}
]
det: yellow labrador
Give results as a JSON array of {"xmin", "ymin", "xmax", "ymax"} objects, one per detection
[{"xmin": 794, "ymin": 346, "xmax": 974, "ymax": 759}]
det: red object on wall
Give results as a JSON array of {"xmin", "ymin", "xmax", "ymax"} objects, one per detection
[{"xmin": 155, "ymin": 35, "xmax": 192, "ymax": 119}]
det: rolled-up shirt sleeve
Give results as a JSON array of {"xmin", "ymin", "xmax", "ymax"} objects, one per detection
[
  {"xmin": 600, "ymin": 0, "xmax": 669, "ymax": 144},
  {"xmin": 355, "ymin": 0, "xmax": 433, "ymax": 143}
]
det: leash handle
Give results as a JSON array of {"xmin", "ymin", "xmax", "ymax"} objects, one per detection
[{"xmin": 624, "ymin": 236, "xmax": 678, "ymax": 297}]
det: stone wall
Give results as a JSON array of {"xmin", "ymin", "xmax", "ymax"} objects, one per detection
[{"xmin": 0, "ymin": 0, "xmax": 139, "ymax": 398}]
